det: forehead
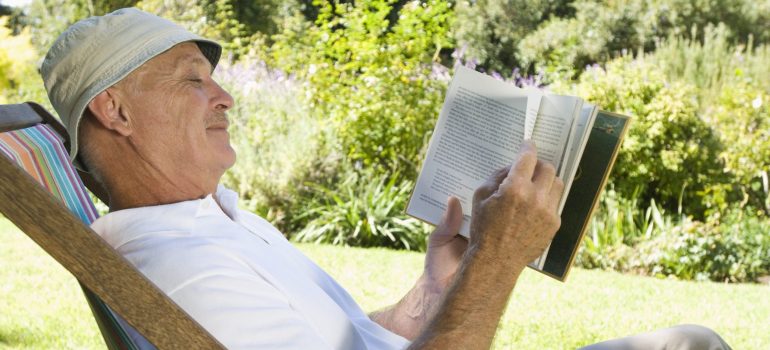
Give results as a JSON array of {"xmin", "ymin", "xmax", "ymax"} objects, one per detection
[{"xmin": 141, "ymin": 42, "xmax": 212, "ymax": 74}]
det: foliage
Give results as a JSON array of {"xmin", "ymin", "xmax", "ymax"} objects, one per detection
[
  {"xmin": 518, "ymin": 0, "xmax": 645, "ymax": 79},
  {"xmin": 641, "ymin": 0, "xmax": 770, "ymax": 45},
  {"xmin": 216, "ymin": 57, "xmax": 333, "ymax": 231},
  {"xmin": 0, "ymin": 17, "xmax": 47, "ymax": 105},
  {"xmin": 25, "ymin": 0, "xmax": 286, "ymax": 56},
  {"xmin": 650, "ymin": 23, "xmax": 770, "ymax": 100},
  {"xmin": 452, "ymin": 0, "xmax": 573, "ymax": 74},
  {"xmin": 578, "ymin": 191, "xmax": 770, "ymax": 283},
  {"xmin": 293, "ymin": 165, "xmax": 432, "ymax": 251},
  {"xmin": 227, "ymin": 0, "xmax": 291, "ymax": 38},
  {"xmin": 577, "ymin": 189, "xmax": 667, "ymax": 271},
  {"xmin": 630, "ymin": 210, "xmax": 770, "ymax": 283},
  {"xmin": 563, "ymin": 56, "xmax": 725, "ymax": 216},
  {"xmin": 518, "ymin": 0, "xmax": 770, "ymax": 79},
  {"xmin": 24, "ymin": 0, "xmax": 139, "ymax": 53},
  {"xmin": 269, "ymin": 0, "xmax": 453, "ymax": 175},
  {"xmin": 136, "ymin": 0, "xmax": 253, "ymax": 56},
  {"xmin": 646, "ymin": 26, "xmax": 770, "ymax": 214},
  {"xmin": 706, "ymin": 83, "xmax": 770, "ymax": 214}
]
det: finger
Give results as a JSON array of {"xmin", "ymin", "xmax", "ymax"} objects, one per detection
[
  {"xmin": 473, "ymin": 166, "xmax": 510, "ymax": 202},
  {"xmin": 532, "ymin": 160, "xmax": 556, "ymax": 191},
  {"xmin": 509, "ymin": 141, "xmax": 538, "ymax": 182},
  {"xmin": 548, "ymin": 177, "xmax": 565, "ymax": 212},
  {"xmin": 433, "ymin": 196, "xmax": 464, "ymax": 239}
]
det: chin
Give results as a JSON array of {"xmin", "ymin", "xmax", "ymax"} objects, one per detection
[{"xmin": 219, "ymin": 146, "xmax": 237, "ymax": 170}]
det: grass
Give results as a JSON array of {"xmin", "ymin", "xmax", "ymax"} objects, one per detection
[{"xmin": 1, "ymin": 217, "xmax": 768, "ymax": 349}]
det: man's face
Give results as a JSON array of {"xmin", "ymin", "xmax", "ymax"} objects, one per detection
[{"xmin": 112, "ymin": 42, "xmax": 235, "ymax": 195}]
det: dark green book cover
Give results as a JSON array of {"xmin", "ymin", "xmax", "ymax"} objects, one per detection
[{"xmin": 539, "ymin": 111, "xmax": 630, "ymax": 281}]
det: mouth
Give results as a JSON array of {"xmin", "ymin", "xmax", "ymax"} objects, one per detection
[{"xmin": 206, "ymin": 115, "xmax": 230, "ymax": 130}]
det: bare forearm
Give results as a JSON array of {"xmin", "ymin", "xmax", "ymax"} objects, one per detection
[
  {"xmin": 409, "ymin": 246, "xmax": 525, "ymax": 350},
  {"xmin": 370, "ymin": 275, "xmax": 445, "ymax": 340}
]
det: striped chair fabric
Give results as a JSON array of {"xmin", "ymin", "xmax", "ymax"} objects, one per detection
[{"xmin": 0, "ymin": 123, "xmax": 154, "ymax": 350}]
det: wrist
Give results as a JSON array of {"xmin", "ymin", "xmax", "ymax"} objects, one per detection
[{"xmin": 463, "ymin": 240, "xmax": 528, "ymax": 282}]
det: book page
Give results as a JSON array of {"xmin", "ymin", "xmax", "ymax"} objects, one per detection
[
  {"xmin": 524, "ymin": 94, "xmax": 582, "ymax": 270},
  {"xmin": 530, "ymin": 94, "xmax": 582, "ymax": 175},
  {"xmin": 523, "ymin": 87, "xmax": 543, "ymax": 140},
  {"xmin": 407, "ymin": 66, "xmax": 531, "ymax": 236}
]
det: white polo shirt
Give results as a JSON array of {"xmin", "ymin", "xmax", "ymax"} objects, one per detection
[{"xmin": 91, "ymin": 185, "xmax": 410, "ymax": 349}]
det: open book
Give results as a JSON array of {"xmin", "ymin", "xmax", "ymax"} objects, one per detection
[{"xmin": 406, "ymin": 66, "xmax": 630, "ymax": 281}]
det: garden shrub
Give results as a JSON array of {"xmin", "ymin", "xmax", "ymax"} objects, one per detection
[
  {"xmin": 517, "ymin": 0, "xmax": 770, "ymax": 79},
  {"xmin": 216, "ymin": 57, "xmax": 332, "ymax": 232},
  {"xmin": 705, "ymin": 83, "xmax": 770, "ymax": 214},
  {"xmin": 648, "ymin": 29, "xmax": 770, "ymax": 214},
  {"xmin": 137, "ymin": 0, "xmax": 254, "ymax": 56},
  {"xmin": 650, "ymin": 24, "xmax": 770, "ymax": 101},
  {"xmin": 452, "ymin": 0, "xmax": 573, "ymax": 74},
  {"xmin": 630, "ymin": 209, "xmax": 770, "ymax": 283},
  {"xmin": 578, "ymin": 192, "xmax": 770, "ymax": 283},
  {"xmin": 564, "ymin": 56, "xmax": 724, "ymax": 217},
  {"xmin": 518, "ymin": 0, "xmax": 645, "ymax": 79},
  {"xmin": 0, "ymin": 18, "xmax": 46, "ymax": 105},
  {"xmin": 25, "ymin": 0, "xmax": 93, "ymax": 53},
  {"xmin": 269, "ymin": 0, "xmax": 453, "ymax": 176},
  {"xmin": 642, "ymin": 0, "xmax": 770, "ymax": 45},
  {"xmin": 293, "ymin": 164, "xmax": 432, "ymax": 251},
  {"xmin": 577, "ymin": 188, "xmax": 675, "ymax": 271}
]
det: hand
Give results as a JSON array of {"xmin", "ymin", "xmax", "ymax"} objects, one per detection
[
  {"xmin": 469, "ymin": 141, "xmax": 564, "ymax": 273},
  {"xmin": 422, "ymin": 196, "xmax": 467, "ymax": 292},
  {"xmin": 369, "ymin": 197, "xmax": 467, "ymax": 339}
]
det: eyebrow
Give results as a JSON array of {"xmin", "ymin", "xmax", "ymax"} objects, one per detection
[{"xmin": 174, "ymin": 54, "xmax": 213, "ymax": 73}]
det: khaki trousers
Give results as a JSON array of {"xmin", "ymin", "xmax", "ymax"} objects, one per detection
[{"xmin": 578, "ymin": 325, "xmax": 732, "ymax": 350}]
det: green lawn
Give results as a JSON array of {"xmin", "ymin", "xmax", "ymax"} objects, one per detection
[{"xmin": 1, "ymin": 218, "xmax": 768, "ymax": 349}]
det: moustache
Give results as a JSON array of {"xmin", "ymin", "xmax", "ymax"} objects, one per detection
[{"xmin": 205, "ymin": 113, "xmax": 229, "ymax": 129}]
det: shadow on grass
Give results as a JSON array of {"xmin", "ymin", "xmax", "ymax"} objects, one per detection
[{"xmin": 0, "ymin": 328, "xmax": 25, "ymax": 348}]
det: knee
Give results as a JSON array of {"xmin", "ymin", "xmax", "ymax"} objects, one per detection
[{"xmin": 667, "ymin": 324, "xmax": 731, "ymax": 350}]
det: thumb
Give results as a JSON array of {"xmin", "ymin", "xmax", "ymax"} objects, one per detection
[{"xmin": 433, "ymin": 196, "xmax": 463, "ymax": 239}]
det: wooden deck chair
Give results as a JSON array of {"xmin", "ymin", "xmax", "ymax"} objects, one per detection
[{"xmin": 0, "ymin": 102, "xmax": 223, "ymax": 349}]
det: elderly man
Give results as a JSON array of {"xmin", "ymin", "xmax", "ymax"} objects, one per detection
[{"xmin": 41, "ymin": 8, "xmax": 730, "ymax": 350}]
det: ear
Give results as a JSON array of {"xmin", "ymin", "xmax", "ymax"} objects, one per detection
[{"xmin": 87, "ymin": 89, "xmax": 132, "ymax": 136}]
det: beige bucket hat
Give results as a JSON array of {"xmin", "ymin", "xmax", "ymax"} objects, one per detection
[{"xmin": 40, "ymin": 7, "xmax": 222, "ymax": 170}]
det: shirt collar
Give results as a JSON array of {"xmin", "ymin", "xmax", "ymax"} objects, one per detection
[{"xmin": 91, "ymin": 184, "xmax": 245, "ymax": 247}]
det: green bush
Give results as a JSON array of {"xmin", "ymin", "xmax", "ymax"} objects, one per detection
[
  {"xmin": 269, "ymin": 0, "xmax": 453, "ymax": 176},
  {"xmin": 642, "ymin": 0, "xmax": 770, "ymax": 45},
  {"xmin": 293, "ymin": 164, "xmax": 432, "ymax": 251},
  {"xmin": 217, "ymin": 57, "xmax": 333, "ymax": 232},
  {"xmin": 518, "ymin": 1, "xmax": 646, "ymax": 79},
  {"xmin": 631, "ymin": 210, "xmax": 770, "ymax": 283},
  {"xmin": 452, "ymin": 0, "xmax": 573, "ymax": 74},
  {"xmin": 578, "ymin": 191, "xmax": 770, "ymax": 283},
  {"xmin": 705, "ymin": 83, "xmax": 770, "ymax": 214},
  {"xmin": 137, "ymin": 0, "xmax": 254, "ymax": 56},
  {"xmin": 648, "ymin": 28, "xmax": 770, "ymax": 214},
  {"xmin": 0, "ymin": 18, "xmax": 48, "ymax": 106},
  {"xmin": 516, "ymin": 0, "xmax": 770, "ymax": 79},
  {"xmin": 650, "ymin": 23, "xmax": 770, "ymax": 100},
  {"xmin": 562, "ymin": 56, "xmax": 725, "ymax": 216},
  {"xmin": 576, "ymin": 189, "xmax": 674, "ymax": 271}
]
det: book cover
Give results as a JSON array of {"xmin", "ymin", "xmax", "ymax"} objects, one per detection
[{"xmin": 539, "ymin": 111, "xmax": 630, "ymax": 280}]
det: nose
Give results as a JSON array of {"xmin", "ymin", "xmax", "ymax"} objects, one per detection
[{"xmin": 211, "ymin": 80, "xmax": 234, "ymax": 112}]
